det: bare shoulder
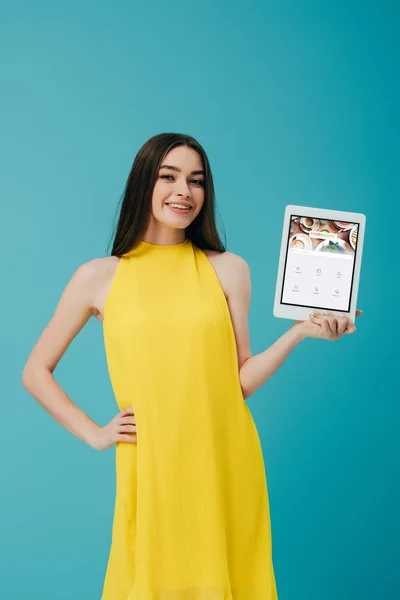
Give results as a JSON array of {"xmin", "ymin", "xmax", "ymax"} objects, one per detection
[
  {"xmin": 202, "ymin": 249, "xmax": 249, "ymax": 298},
  {"xmin": 75, "ymin": 256, "xmax": 117, "ymax": 285},
  {"xmin": 89, "ymin": 255, "xmax": 120, "ymax": 323},
  {"xmin": 202, "ymin": 248, "xmax": 247, "ymax": 269},
  {"xmin": 67, "ymin": 255, "xmax": 120, "ymax": 320},
  {"xmin": 66, "ymin": 256, "xmax": 112, "ymax": 304}
]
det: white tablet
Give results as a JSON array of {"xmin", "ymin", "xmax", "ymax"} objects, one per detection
[{"xmin": 273, "ymin": 205, "xmax": 366, "ymax": 323}]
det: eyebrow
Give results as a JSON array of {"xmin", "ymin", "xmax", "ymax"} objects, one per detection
[{"xmin": 159, "ymin": 164, "xmax": 205, "ymax": 176}]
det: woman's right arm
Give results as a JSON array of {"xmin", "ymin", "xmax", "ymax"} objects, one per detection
[{"xmin": 22, "ymin": 260, "xmax": 105, "ymax": 448}]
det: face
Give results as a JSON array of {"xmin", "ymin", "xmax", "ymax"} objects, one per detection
[{"xmin": 149, "ymin": 145, "xmax": 205, "ymax": 234}]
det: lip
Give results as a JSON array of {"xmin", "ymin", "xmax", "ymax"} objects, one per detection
[
  {"xmin": 166, "ymin": 203, "xmax": 193, "ymax": 214},
  {"xmin": 166, "ymin": 202, "xmax": 192, "ymax": 208}
]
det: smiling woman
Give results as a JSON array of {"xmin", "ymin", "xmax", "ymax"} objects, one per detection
[
  {"xmin": 21, "ymin": 132, "xmax": 278, "ymax": 600},
  {"xmin": 98, "ymin": 133, "xmax": 278, "ymax": 599}
]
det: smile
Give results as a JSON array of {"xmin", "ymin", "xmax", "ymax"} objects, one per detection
[{"xmin": 166, "ymin": 203, "xmax": 192, "ymax": 212}]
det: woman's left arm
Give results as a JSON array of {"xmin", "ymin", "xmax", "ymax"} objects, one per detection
[{"xmin": 224, "ymin": 253, "xmax": 362, "ymax": 400}]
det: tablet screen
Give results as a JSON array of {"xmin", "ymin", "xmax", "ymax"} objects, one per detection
[{"xmin": 281, "ymin": 215, "xmax": 360, "ymax": 312}]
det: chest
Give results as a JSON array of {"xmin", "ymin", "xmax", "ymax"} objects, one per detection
[
  {"xmin": 95, "ymin": 249, "xmax": 231, "ymax": 324},
  {"xmin": 103, "ymin": 248, "xmax": 233, "ymax": 348}
]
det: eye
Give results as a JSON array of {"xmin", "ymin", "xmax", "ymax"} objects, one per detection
[{"xmin": 160, "ymin": 174, "xmax": 204, "ymax": 187}]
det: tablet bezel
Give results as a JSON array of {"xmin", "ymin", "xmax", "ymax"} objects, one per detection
[{"xmin": 273, "ymin": 205, "xmax": 366, "ymax": 323}]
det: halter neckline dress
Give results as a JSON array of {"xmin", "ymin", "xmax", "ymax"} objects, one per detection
[{"xmin": 101, "ymin": 237, "xmax": 278, "ymax": 599}]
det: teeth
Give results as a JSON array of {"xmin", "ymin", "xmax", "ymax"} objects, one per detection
[{"xmin": 168, "ymin": 203, "xmax": 190, "ymax": 209}]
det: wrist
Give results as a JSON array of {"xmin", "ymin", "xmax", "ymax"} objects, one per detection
[
  {"xmin": 84, "ymin": 422, "xmax": 101, "ymax": 448},
  {"xmin": 289, "ymin": 321, "xmax": 310, "ymax": 342}
]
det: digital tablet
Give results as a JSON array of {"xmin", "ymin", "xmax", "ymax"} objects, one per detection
[{"xmin": 273, "ymin": 205, "xmax": 366, "ymax": 323}]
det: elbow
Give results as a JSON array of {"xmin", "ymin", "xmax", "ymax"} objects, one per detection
[
  {"xmin": 22, "ymin": 361, "xmax": 43, "ymax": 391},
  {"xmin": 22, "ymin": 360, "xmax": 53, "ymax": 391},
  {"xmin": 239, "ymin": 356, "xmax": 252, "ymax": 401},
  {"xmin": 239, "ymin": 374, "xmax": 250, "ymax": 402},
  {"xmin": 21, "ymin": 363, "xmax": 33, "ymax": 390}
]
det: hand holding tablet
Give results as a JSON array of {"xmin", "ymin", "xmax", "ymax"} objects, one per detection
[
  {"xmin": 274, "ymin": 205, "xmax": 365, "ymax": 332},
  {"xmin": 290, "ymin": 308, "xmax": 363, "ymax": 340}
]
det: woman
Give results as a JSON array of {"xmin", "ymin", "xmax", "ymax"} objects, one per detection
[{"xmin": 22, "ymin": 132, "xmax": 361, "ymax": 599}]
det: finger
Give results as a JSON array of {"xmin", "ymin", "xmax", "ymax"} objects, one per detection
[
  {"xmin": 310, "ymin": 315, "xmax": 332, "ymax": 338},
  {"xmin": 310, "ymin": 311, "xmax": 325, "ymax": 320},
  {"xmin": 120, "ymin": 416, "xmax": 136, "ymax": 425},
  {"xmin": 343, "ymin": 320, "xmax": 356, "ymax": 334},
  {"xmin": 355, "ymin": 310, "xmax": 363, "ymax": 317},
  {"xmin": 312, "ymin": 311, "xmax": 333, "ymax": 321},
  {"xmin": 117, "ymin": 433, "xmax": 137, "ymax": 443},
  {"xmin": 309, "ymin": 313, "xmax": 323, "ymax": 325},
  {"xmin": 310, "ymin": 313, "xmax": 334, "ymax": 332},
  {"xmin": 323, "ymin": 316, "xmax": 336, "ymax": 336},
  {"xmin": 321, "ymin": 318, "xmax": 333, "ymax": 339},
  {"xmin": 118, "ymin": 425, "xmax": 137, "ymax": 433},
  {"xmin": 337, "ymin": 316, "xmax": 348, "ymax": 336},
  {"xmin": 120, "ymin": 407, "xmax": 135, "ymax": 415},
  {"xmin": 332, "ymin": 318, "xmax": 339, "ymax": 336}
]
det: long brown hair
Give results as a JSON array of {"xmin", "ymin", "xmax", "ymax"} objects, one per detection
[{"xmin": 108, "ymin": 133, "xmax": 226, "ymax": 257}]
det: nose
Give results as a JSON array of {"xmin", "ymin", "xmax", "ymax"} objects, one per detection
[{"xmin": 175, "ymin": 178, "xmax": 191, "ymax": 198}]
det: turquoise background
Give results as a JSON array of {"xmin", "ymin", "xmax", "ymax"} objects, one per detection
[{"xmin": 1, "ymin": 1, "xmax": 398, "ymax": 598}]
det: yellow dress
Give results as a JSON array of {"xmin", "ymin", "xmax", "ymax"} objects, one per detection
[{"xmin": 101, "ymin": 238, "xmax": 278, "ymax": 600}]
